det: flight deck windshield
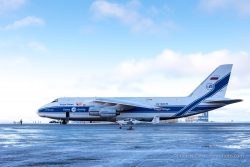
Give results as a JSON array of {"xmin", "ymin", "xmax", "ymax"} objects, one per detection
[{"xmin": 51, "ymin": 99, "xmax": 58, "ymax": 103}]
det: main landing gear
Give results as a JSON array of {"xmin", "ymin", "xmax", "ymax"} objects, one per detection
[{"xmin": 127, "ymin": 120, "xmax": 133, "ymax": 130}]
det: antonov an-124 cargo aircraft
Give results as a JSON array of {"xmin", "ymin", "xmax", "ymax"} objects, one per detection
[{"xmin": 38, "ymin": 64, "xmax": 242, "ymax": 128}]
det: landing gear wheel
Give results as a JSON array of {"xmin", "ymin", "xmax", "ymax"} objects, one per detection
[
  {"xmin": 61, "ymin": 119, "xmax": 68, "ymax": 124},
  {"xmin": 127, "ymin": 125, "xmax": 133, "ymax": 130}
]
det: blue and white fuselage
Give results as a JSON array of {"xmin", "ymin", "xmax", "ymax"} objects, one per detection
[{"xmin": 38, "ymin": 65, "xmax": 242, "ymax": 122}]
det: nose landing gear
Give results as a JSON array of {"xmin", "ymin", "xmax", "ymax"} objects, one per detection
[
  {"xmin": 61, "ymin": 119, "xmax": 68, "ymax": 124},
  {"xmin": 60, "ymin": 112, "xmax": 70, "ymax": 124}
]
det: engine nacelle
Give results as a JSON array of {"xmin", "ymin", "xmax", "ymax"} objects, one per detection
[
  {"xmin": 89, "ymin": 107, "xmax": 117, "ymax": 117},
  {"xmin": 89, "ymin": 106, "xmax": 101, "ymax": 116},
  {"xmin": 99, "ymin": 108, "xmax": 116, "ymax": 117}
]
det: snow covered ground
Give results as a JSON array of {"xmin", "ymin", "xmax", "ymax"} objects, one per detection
[{"xmin": 0, "ymin": 123, "xmax": 249, "ymax": 167}]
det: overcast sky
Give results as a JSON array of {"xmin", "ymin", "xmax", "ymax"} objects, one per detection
[{"xmin": 0, "ymin": 0, "xmax": 249, "ymax": 123}]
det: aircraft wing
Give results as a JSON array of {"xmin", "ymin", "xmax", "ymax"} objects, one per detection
[
  {"xmin": 94, "ymin": 97, "xmax": 158, "ymax": 111},
  {"xmin": 204, "ymin": 99, "xmax": 242, "ymax": 105}
]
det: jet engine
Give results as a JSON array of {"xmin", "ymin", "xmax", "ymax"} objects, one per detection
[
  {"xmin": 88, "ymin": 106, "xmax": 100, "ymax": 116},
  {"xmin": 99, "ymin": 108, "xmax": 116, "ymax": 117},
  {"xmin": 89, "ymin": 107, "xmax": 117, "ymax": 117}
]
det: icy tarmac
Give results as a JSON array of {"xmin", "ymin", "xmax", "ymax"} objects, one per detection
[{"xmin": 0, "ymin": 123, "xmax": 250, "ymax": 167}]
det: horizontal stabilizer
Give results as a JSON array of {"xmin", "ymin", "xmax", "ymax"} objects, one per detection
[{"xmin": 204, "ymin": 99, "xmax": 242, "ymax": 105}]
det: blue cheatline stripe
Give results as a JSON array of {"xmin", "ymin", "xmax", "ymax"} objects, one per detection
[
  {"xmin": 39, "ymin": 105, "xmax": 221, "ymax": 114},
  {"xmin": 185, "ymin": 84, "xmax": 228, "ymax": 115},
  {"xmin": 174, "ymin": 73, "xmax": 231, "ymax": 117}
]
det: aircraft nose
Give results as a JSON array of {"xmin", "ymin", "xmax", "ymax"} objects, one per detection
[
  {"xmin": 37, "ymin": 108, "xmax": 42, "ymax": 116},
  {"xmin": 37, "ymin": 107, "xmax": 46, "ymax": 117}
]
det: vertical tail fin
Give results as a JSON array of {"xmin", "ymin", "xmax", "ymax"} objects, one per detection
[{"xmin": 189, "ymin": 64, "xmax": 232, "ymax": 99}]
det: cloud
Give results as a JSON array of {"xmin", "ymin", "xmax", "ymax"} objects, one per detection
[
  {"xmin": 0, "ymin": 0, "xmax": 26, "ymax": 15},
  {"xmin": 0, "ymin": 48, "xmax": 249, "ymax": 122},
  {"xmin": 27, "ymin": 41, "xmax": 48, "ymax": 52},
  {"xmin": 90, "ymin": 0, "xmax": 175, "ymax": 33},
  {"xmin": 72, "ymin": 49, "xmax": 250, "ymax": 122},
  {"xmin": 1, "ymin": 16, "xmax": 45, "ymax": 30},
  {"xmin": 199, "ymin": 0, "xmax": 250, "ymax": 16},
  {"xmin": 116, "ymin": 49, "xmax": 250, "ymax": 89},
  {"xmin": 73, "ymin": 49, "xmax": 250, "ymax": 98},
  {"xmin": 0, "ymin": 55, "xmax": 73, "ymax": 123}
]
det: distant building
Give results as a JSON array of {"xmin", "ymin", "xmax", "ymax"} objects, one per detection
[
  {"xmin": 197, "ymin": 112, "xmax": 208, "ymax": 122},
  {"xmin": 185, "ymin": 112, "xmax": 209, "ymax": 123},
  {"xmin": 161, "ymin": 118, "xmax": 178, "ymax": 123}
]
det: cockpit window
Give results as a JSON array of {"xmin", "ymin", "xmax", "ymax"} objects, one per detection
[{"xmin": 51, "ymin": 99, "xmax": 58, "ymax": 103}]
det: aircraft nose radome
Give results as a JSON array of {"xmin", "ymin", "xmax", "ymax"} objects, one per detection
[
  {"xmin": 37, "ymin": 108, "xmax": 41, "ymax": 115},
  {"xmin": 37, "ymin": 108, "xmax": 44, "ymax": 116}
]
